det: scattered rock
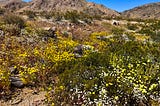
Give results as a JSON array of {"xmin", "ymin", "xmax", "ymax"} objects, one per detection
[
  {"xmin": 122, "ymin": 34, "xmax": 130, "ymax": 41},
  {"xmin": 0, "ymin": 30, "xmax": 4, "ymax": 37},
  {"xmin": 74, "ymin": 44, "xmax": 83, "ymax": 56},
  {"xmin": 9, "ymin": 66, "xmax": 19, "ymax": 75},
  {"xmin": 74, "ymin": 44, "xmax": 94, "ymax": 58},
  {"xmin": 9, "ymin": 66, "xmax": 25, "ymax": 88},
  {"xmin": 11, "ymin": 98, "xmax": 23, "ymax": 105},
  {"xmin": 10, "ymin": 76, "xmax": 24, "ymax": 88},
  {"xmin": 112, "ymin": 20, "xmax": 120, "ymax": 26},
  {"xmin": 97, "ymin": 36, "xmax": 108, "ymax": 40},
  {"xmin": 74, "ymin": 53, "xmax": 82, "ymax": 58},
  {"xmin": 47, "ymin": 27, "xmax": 57, "ymax": 39}
]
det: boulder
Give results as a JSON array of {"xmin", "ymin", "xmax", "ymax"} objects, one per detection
[
  {"xmin": 9, "ymin": 67, "xmax": 24, "ymax": 88},
  {"xmin": 74, "ymin": 45, "xmax": 83, "ymax": 55},
  {"xmin": 74, "ymin": 44, "xmax": 94, "ymax": 58},
  {"xmin": 112, "ymin": 20, "xmax": 120, "ymax": 26},
  {"xmin": 9, "ymin": 66, "xmax": 19, "ymax": 75},
  {"xmin": 47, "ymin": 27, "xmax": 57, "ymax": 39},
  {"xmin": 10, "ymin": 76, "xmax": 24, "ymax": 88}
]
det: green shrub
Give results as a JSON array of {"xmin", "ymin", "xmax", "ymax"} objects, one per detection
[
  {"xmin": 112, "ymin": 27, "xmax": 125, "ymax": 35},
  {"xmin": 3, "ymin": 14, "xmax": 25, "ymax": 28},
  {"xmin": 64, "ymin": 10, "xmax": 80, "ymax": 23},
  {"xmin": 53, "ymin": 12, "xmax": 63, "ymax": 21},
  {"xmin": 36, "ymin": 28, "xmax": 50, "ymax": 37},
  {"xmin": 2, "ymin": 24, "xmax": 21, "ymax": 36},
  {"xmin": 0, "ymin": 8, "xmax": 5, "ymax": 15},
  {"xmin": 40, "ymin": 11, "xmax": 54, "ymax": 19},
  {"xmin": 25, "ymin": 10, "xmax": 36, "ymax": 19},
  {"xmin": 127, "ymin": 23, "xmax": 139, "ymax": 30}
]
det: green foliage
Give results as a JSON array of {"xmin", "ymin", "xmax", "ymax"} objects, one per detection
[
  {"xmin": 64, "ymin": 10, "xmax": 80, "ymax": 23},
  {"xmin": 50, "ymin": 39, "xmax": 160, "ymax": 105},
  {"xmin": 53, "ymin": 12, "xmax": 63, "ymax": 21},
  {"xmin": 0, "ymin": 66, "xmax": 10, "ymax": 91},
  {"xmin": 35, "ymin": 28, "xmax": 50, "ymax": 37},
  {"xmin": 127, "ymin": 23, "xmax": 139, "ymax": 30},
  {"xmin": 47, "ymin": 38, "xmax": 160, "ymax": 105},
  {"xmin": 0, "ymin": 8, "xmax": 5, "ymax": 15},
  {"xmin": 138, "ymin": 20, "xmax": 160, "ymax": 41},
  {"xmin": 3, "ymin": 14, "xmax": 25, "ymax": 28},
  {"xmin": 0, "ymin": 13, "xmax": 160, "ymax": 106},
  {"xmin": 25, "ymin": 10, "xmax": 36, "ymax": 19},
  {"xmin": 112, "ymin": 27, "xmax": 125, "ymax": 35},
  {"xmin": 2, "ymin": 24, "xmax": 21, "ymax": 36}
]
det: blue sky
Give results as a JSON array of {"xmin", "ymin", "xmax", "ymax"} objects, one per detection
[
  {"xmin": 87, "ymin": 0, "xmax": 160, "ymax": 12},
  {"xmin": 24, "ymin": 0, "xmax": 160, "ymax": 12}
]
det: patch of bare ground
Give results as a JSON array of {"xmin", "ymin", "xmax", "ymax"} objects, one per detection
[{"xmin": 0, "ymin": 88, "xmax": 46, "ymax": 106}]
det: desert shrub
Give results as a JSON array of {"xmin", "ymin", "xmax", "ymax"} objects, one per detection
[
  {"xmin": 138, "ymin": 20, "xmax": 160, "ymax": 36},
  {"xmin": 2, "ymin": 24, "xmax": 21, "ymax": 36},
  {"xmin": 127, "ymin": 23, "xmax": 139, "ymax": 30},
  {"xmin": 0, "ymin": 20, "xmax": 160, "ymax": 106},
  {"xmin": 0, "ymin": 8, "xmax": 5, "ymax": 15},
  {"xmin": 90, "ymin": 31, "xmax": 109, "ymax": 41},
  {"xmin": 25, "ymin": 10, "xmax": 36, "ymax": 19},
  {"xmin": 3, "ymin": 14, "xmax": 25, "ymax": 28},
  {"xmin": 93, "ymin": 14, "xmax": 102, "ymax": 20},
  {"xmin": 79, "ymin": 12, "xmax": 93, "ymax": 23},
  {"xmin": 112, "ymin": 27, "xmax": 125, "ymax": 35},
  {"xmin": 64, "ymin": 10, "xmax": 80, "ymax": 23},
  {"xmin": 40, "ymin": 11, "xmax": 54, "ymax": 19},
  {"xmin": 0, "ymin": 66, "xmax": 10, "ymax": 92},
  {"xmin": 36, "ymin": 28, "xmax": 50, "ymax": 37},
  {"xmin": 138, "ymin": 27, "xmax": 154, "ymax": 36},
  {"xmin": 53, "ymin": 12, "xmax": 63, "ymax": 21},
  {"xmin": 47, "ymin": 39, "xmax": 160, "ymax": 106}
]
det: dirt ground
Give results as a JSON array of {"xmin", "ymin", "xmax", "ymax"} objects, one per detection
[{"xmin": 0, "ymin": 88, "xmax": 46, "ymax": 106}]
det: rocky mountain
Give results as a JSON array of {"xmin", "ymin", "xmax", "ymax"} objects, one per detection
[
  {"xmin": 0, "ymin": 0, "xmax": 26, "ymax": 10},
  {"xmin": 0, "ymin": 0, "xmax": 120, "ymax": 17},
  {"xmin": 26, "ymin": 0, "xmax": 119, "ymax": 16},
  {"xmin": 122, "ymin": 2, "xmax": 160, "ymax": 19}
]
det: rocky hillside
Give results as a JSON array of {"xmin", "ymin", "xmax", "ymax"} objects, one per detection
[
  {"xmin": 0, "ymin": 0, "xmax": 26, "ymax": 10},
  {"xmin": 25, "ymin": 0, "xmax": 119, "ymax": 16},
  {"xmin": 122, "ymin": 2, "xmax": 160, "ymax": 19},
  {"xmin": 0, "ymin": 0, "xmax": 119, "ymax": 17}
]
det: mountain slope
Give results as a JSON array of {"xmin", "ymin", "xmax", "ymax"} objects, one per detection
[
  {"xmin": 0, "ymin": 0, "xmax": 120, "ymax": 17},
  {"xmin": 0, "ymin": 0, "xmax": 26, "ymax": 10},
  {"xmin": 122, "ymin": 2, "xmax": 160, "ymax": 19},
  {"xmin": 25, "ymin": 0, "xmax": 119, "ymax": 16}
]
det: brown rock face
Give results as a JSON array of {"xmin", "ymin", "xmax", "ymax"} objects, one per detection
[{"xmin": 122, "ymin": 2, "xmax": 160, "ymax": 19}]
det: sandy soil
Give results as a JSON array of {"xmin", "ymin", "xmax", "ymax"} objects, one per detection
[{"xmin": 0, "ymin": 88, "xmax": 46, "ymax": 106}]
